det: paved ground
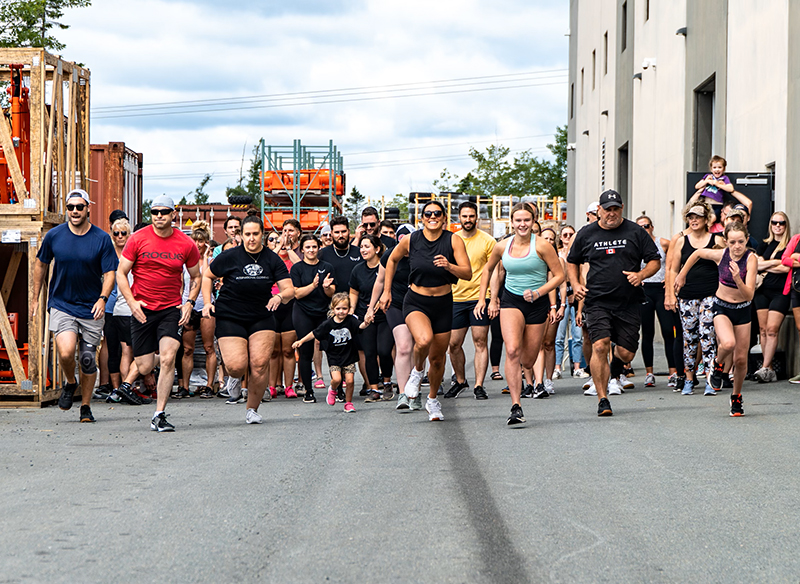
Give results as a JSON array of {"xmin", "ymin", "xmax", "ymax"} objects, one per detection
[{"xmin": 2, "ymin": 341, "xmax": 800, "ymax": 583}]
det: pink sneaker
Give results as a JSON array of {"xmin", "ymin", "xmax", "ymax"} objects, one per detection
[
  {"xmin": 314, "ymin": 378, "xmax": 326, "ymax": 389},
  {"xmin": 327, "ymin": 389, "xmax": 336, "ymax": 406},
  {"xmin": 285, "ymin": 386, "xmax": 298, "ymax": 399},
  {"xmin": 269, "ymin": 386, "xmax": 277, "ymax": 399},
  {"xmin": 344, "ymin": 402, "xmax": 356, "ymax": 413}
]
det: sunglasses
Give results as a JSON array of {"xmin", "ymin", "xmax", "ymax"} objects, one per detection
[
  {"xmin": 267, "ymin": 237, "xmax": 279, "ymax": 242},
  {"xmin": 561, "ymin": 232, "xmax": 573, "ymax": 237},
  {"xmin": 363, "ymin": 222, "xmax": 376, "ymax": 228},
  {"xmin": 423, "ymin": 210, "xmax": 444, "ymax": 218},
  {"xmin": 66, "ymin": 204, "xmax": 86, "ymax": 211},
  {"xmin": 113, "ymin": 231, "xmax": 128, "ymax": 236},
  {"xmin": 151, "ymin": 208, "xmax": 172, "ymax": 216},
  {"xmin": 771, "ymin": 220, "xmax": 787, "ymax": 226},
  {"xmin": 640, "ymin": 223, "xmax": 652, "ymax": 229}
]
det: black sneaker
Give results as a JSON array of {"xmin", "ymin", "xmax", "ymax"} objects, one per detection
[
  {"xmin": 116, "ymin": 382, "xmax": 143, "ymax": 405},
  {"xmin": 597, "ymin": 397, "xmax": 613, "ymax": 417},
  {"xmin": 303, "ymin": 391, "xmax": 317, "ymax": 403},
  {"xmin": 59, "ymin": 382, "xmax": 78, "ymax": 411},
  {"xmin": 507, "ymin": 403, "xmax": 526, "ymax": 425},
  {"xmin": 474, "ymin": 385, "xmax": 488, "ymax": 400},
  {"xmin": 521, "ymin": 384, "xmax": 534, "ymax": 399},
  {"xmin": 359, "ymin": 383, "xmax": 369, "ymax": 397},
  {"xmin": 336, "ymin": 387, "xmax": 345, "ymax": 403},
  {"xmin": 197, "ymin": 386, "xmax": 215, "ymax": 399},
  {"xmin": 151, "ymin": 412, "xmax": 175, "ymax": 432},
  {"xmin": 501, "ymin": 386, "xmax": 510, "ymax": 394},
  {"xmin": 532, "ymin": 383, "xmax": 549, "ymax": 399},
  {"xmin": 730, "ymin": 393, "xmax": 744, "ymax": 417},
  {"xmin": 674, "ymin": 375, "xmax": 685, "ymax": 393},
  {"xmin": 106, "ymin": 390, "xmax": 122, "ymax": 403},
  {"xmin": 722, "ymin": 376, "xmax": 733, "ymax": 389},
  {"xmin": 79, "ymin": 405, "xmax": 95, "ymax": 423},
  {"xmin": 172, "ymin": 386, "xmax": 191, "ymax": 399},
  {"xmin": 421, "ymin": 375, "xmax": 430, "ymax": 387},
  {"xmin": 444, "ymin": 381, "xmax": 468, "ymax": 399},
  {"xmin": 623, "ymin": 366, "xmax": 635, "ymax": 377},
  {"xmin": 92, "ymin": 383, "xmax": 113, "ymax": 400},
  {"xmin": 217, "ymin": 387, "xmax": 230, "ymax": 399},
  {"xmin": 709, "ymin": 360, "xmax": 725, "ymax": 391}
]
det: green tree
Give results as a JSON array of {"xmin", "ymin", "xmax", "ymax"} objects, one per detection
[
  {"xmin": 343, "ymin": 185, "xmax": 365, "ymax": 229},
  {"xmin": 181, "ymin": 173, "xmax": 211, "ymax": 205},
  {"xmin": 432, "ymin": 169, "xmax": 459, "ymax": 192},
  {"xmin": 141, "ymin": 198, "xmax": 151, "ymax": 223},
  {"xmin": 462, "ymin": 144, "xmax": 515, "ymax": 199},
  {"xmin": 0, "ymin": 0, "xmax": 91, "ymax": 51}
]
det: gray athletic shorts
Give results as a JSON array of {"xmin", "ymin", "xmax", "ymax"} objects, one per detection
[{"xmin": 49, "ymin": 307, "xmax": 104, "ymax": 345}]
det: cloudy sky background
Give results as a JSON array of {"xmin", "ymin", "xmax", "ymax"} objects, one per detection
[{"xmin": 60, "ymin": 0, "xmax": 569, "ymax": 206}]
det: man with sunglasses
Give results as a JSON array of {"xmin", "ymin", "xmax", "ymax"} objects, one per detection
[
  {"xmin": 117, "ymin": 195, "xmax": 201, "ymax": 432},
  {"xmin": 354, "ymin": 206, "xmax": 396, "ymax": 251},
  {"xmin": 32, "ymin": 189, "xmax": 119, "ymax": 423},
  {"xmin": 320, "ymin": 216, "xmax": 363, "ymax": 294}
]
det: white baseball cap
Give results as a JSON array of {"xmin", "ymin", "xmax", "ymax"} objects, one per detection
[{"xmin": 586, "ymin": 201, "xmax": 599, "ymax": 214}]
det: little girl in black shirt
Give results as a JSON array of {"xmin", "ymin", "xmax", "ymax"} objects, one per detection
[{"xmin": 293, "ymin": 293, "xmax": 366, "ymax": 413}]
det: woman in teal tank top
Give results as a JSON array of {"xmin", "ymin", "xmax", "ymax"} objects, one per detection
[{"xmin": 475, "ymin": 203, "xmax": 565, "ymax": 425}]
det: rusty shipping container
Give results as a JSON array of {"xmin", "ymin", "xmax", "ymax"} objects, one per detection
[
  {"xmin": 174, "ymin": 204, "xmax": 249, "ymax": 243},
  {"xmin": 89, "ymin": 143, "xmax": 143, "ymax": 233}
]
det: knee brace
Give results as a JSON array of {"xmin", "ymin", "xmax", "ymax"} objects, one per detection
[{"xmin": 79, "ymin": 339, "xmax": 98, "ymax": 374}]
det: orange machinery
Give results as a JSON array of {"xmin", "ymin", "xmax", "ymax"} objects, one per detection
[
  {"xmin": 0, "ymin": 313, "xmax": 29, "ymax": 383},
  {"xmin": 0, "ymin": 64, "xmax": 31, "ymax": 204},
  {"xmin": 261, "ymin": 168, "xmax": 344, "ymax": 231}
]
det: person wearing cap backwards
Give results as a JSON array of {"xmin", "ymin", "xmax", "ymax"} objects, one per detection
[
  {"xmin": 116, "ymin": 195, "xmax": 201, "ymax": 432},
  {"xmin": 585, "ymin": 201, "xmax": 599, "ymax": 224},
  {"xmin": 31, "ymin": 189, "xmax": 119, "ymax": 423},
  {"xmin": 319, "ymin": 223, "xmax": 333, "ymax": 248},
  {"xmin": 567, "ymin": 190, "xmax": 661, "ymax": 416}
]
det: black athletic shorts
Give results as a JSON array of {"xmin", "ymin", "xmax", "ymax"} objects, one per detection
[
  {"xmin": 273, "ymin": 299, "xmax": 295, "ymax": 334},
  {"xmin": 583, "ymin": 303, "xmax": 640, "ymax": 353},
  {"xmin": 754, "ymin": 287, "xmax": 790, "ymax": 314},
  {"xmin": 712, "ymin": 298, "xmax": 752, "ymax": 327},
  {"xmin": 402, "ymin": 289, "xmax": 453, "ymax": 335},
  {"xmin": 181, "ymin": 309, "xmax": 203, "ymax": 331},
  {"xmin": 452, "ymin": 299, "xmax": 490, "ymax": 329},
  {"xmin": 113, "ymin": 315, "xmax": 132, "ymax": 346},
  {"xmin": 792, "ymin": 290, "xmax": 800, "ymax": 310},
  {"xmin": 386, "ymin": 306, "xmax": 406, "ymax": 330},
  {"xmin": 130, "ymin": 307, "xmax": 181, "ymax": 357},
  {"xmin": 499, "ymin": 290, "xmax": 549, "ymax": 325},
  {"xmin": 215, "ymin": 315, "xmax": 276, "ymax": 339}
]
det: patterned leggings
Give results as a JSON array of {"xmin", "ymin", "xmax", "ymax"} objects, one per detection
[{"xmin": 678, "ymin": 297, "xmax": 716, "ymax": 374}]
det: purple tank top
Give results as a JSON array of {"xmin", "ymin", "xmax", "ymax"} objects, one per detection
[{"xmin": 718, "ymin": 248, "xmax": 751, "ymax": 288}]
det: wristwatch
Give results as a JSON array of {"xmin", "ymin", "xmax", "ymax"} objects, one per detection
[
  {"xmin": 99, "ymin": 295, "xmax": 108, "ymax": 302},
  {"xmin": 187, "ymin": 299, "xmax": 196, "ymax": 307}
]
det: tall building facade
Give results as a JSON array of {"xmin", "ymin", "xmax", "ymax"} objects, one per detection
[{"xmin": 567, "ymin": 0, "xmax": 800, "ymax": 234}]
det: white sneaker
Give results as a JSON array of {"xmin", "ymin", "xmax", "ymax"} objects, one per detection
[
  {"xmin": 426, "ymin": 397, "xmax": 444, "ymax": 421},
  {"xmin": 583, "ymin": 379, "xmax": 597, "ymax": 396},
  {"xmin": 667, "ymin": 373, "xmax": 677, "ymax": 388},
  {"xmin": 404, "ymin": 368, "xmax": 424, "ymax": 399},
  {"xmin": 645, "ymin": 373, "xmax": 656, "ymax": 387},
  {"xmin": 228, "ymin": 376, "xmax": 243, "ymax": 399},
  {"xmin": 544, "ymin": 379, "xmax": 555, "ymax": 394},
  {"xmin": 574, "ymin": 368, "xmax": 590, "ymax": 379},
  {"xmin": 552, "ymin": 368, "xmax": 562, "ymax": 380},
  {"xmin": 245, "ymin": 408, "xmax": 262, "ymax": 424},
  {"xmin": 619, "ymin": 374, "xmax": 634, "ymax": 390},
  {"xmin": 608, "ymin": 378, "xmax": 623, "ymax": 395},
  {"xmin": 582, "ymin": 377, "xmax": 594, "ymax": 390}
]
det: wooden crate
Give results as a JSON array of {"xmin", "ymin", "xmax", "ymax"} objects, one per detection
[{"xmin": 0, "ymin": 49, "xmax": 90, "ymax": 407}]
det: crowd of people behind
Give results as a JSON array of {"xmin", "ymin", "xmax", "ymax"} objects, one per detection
[{"xmin": 37, "ymin": 155, "xmax": 800, "ymax": 430}]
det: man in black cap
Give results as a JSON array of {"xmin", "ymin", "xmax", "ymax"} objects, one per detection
[{"xmin": 567, "ymin": 190, "xmax": 661, "ymax": 417}]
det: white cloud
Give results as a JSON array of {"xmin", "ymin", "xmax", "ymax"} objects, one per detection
[{"xmin": 59, "ymin": 0, "xmax": 568, "ymax": 205}]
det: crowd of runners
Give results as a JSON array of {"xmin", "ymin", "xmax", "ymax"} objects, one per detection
[{"xmin": 36, "ymin": 155, "xmax": 800, "ymax": 430}]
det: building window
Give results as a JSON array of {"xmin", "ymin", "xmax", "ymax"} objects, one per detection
[
  {"xmin": 621, "ymin": 1, "xmax": 628, "ymax": 52},
  {"xmin": 645, "ymin": 0, "xmax": 650, "ymax": 21},
  {"xmin": 601, "ymin": 139, "xmax": 606, "ymax": 190},
  {"xmin": 581, "ymin": 68, "xmax": 584, "ymax": 104},
  {"xmin": 592, "ymin": 50, "xmax": 596, "ymax": 90},
  {"xmin": 570, "ymin": 83, "xmax": 575, "ymax": 119},
  {"xmin": 604, "ymin": 32, "xmax": 608, "ymax": 74}
]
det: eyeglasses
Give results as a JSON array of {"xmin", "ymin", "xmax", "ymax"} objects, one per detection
[
  {"xmin": 151, "ymin": 208, "xmax": 172, "ymax": 216},
  {"xmin": 771, "ymin": 220, "xmax": 787, "ymax": 226},
  {"xmin": 423, "ymin": 210, "xmax": 444, "ymax": 218},
  {"xmin": 66, "ymin": 204, "xmax": 86, "ymax": 211},
  {"xmin": 640, "ymin": 223, "xmax": 652, "ymax": 229},
  {"xmin": 113, "ymin": 231, "xmax": 128, "ymax": 236}
]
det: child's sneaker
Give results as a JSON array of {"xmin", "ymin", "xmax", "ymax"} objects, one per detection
[
  {"xmin": 327, "ymin": 388, "xmax": 336, "ymax": 406},
  {"xmin": 269, "ymin": 386, "xmax": 277, "ymax": 399},
  {"xmin": 284, "ymin": 386, "xmax": 298, "ymax": 399},
  {"xmin": 344, "ymin": 402, "xmax": 356, "ymax": 413}
]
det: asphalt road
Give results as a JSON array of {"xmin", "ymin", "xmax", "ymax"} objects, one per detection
[{"xmin": 2, "ymin": 341, "xmax": 800, "ymax": 584}]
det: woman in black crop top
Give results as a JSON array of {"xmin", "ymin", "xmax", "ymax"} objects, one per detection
[
  {"xmin": 666, "ymin": 202, "xmax": 723, "ymax": 395},
  {"xmin": 676, "ymin": 221, "xmax": 757, "ymax": 414},
  {"xmin": 380, "ymin": 201, "xmax": 471, "ymax": 421}
]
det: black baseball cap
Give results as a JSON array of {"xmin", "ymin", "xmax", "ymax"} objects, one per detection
[
  {"xmin": 733, "ymin": 203, "xmax": 750, "ymax": 216},
  {"xmin": 109, "ymin": 209, "xmax": 128, "ymax": 224},
  {"xmin": 599, "ymin": 190, "xmax": 623, "ymax": 209}
]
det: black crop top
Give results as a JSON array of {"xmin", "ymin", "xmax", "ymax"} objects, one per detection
[
  {"xmin": 678, "ymin": 233, "xmax": 719, "ymax": 300},
  {"xmin": 408, "ymin": 229, "xmax": 458, "ymax": 287}
]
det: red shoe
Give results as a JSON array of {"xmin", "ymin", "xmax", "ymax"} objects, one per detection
[
  {"xmin": 344, "ymin": 402, "xmax": 356, "ymax": 413},
  {"xmin": 285, "ymin": 386, "xmax": 298, "ymax": 399},
  {"xmin": 327, "ymin": 389, "xmax": 336, "ymax": 406},
  {"xmin": 269, "ymin": 386, "xmax": 277, "ymax": 399}
]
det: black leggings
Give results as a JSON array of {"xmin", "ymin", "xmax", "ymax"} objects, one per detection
[
  {"xmin": 358, "ymin": 315, "xmax": 394, "ymax": 385},
  {"xmin": 640, "ymin": 283, "xmax": 677, "ymax": 369},
  {"xmin": 490, "ymin": 315, "xmax": 503, "ymax": 368},
  {"xmin": 293, "ymin": 305, "xmax": 327, "ymax": 395},
  {"xmin": 103, "ymin": 314, "xmax": 123, "ymax": 375}
]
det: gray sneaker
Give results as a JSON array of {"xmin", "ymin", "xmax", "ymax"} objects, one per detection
[
  {"xmin": 756, "ymin": 367, "xmax": 777, "ymax": 383},
  {"xmin": 396, "ymin": 393, "xmax": 410, "ymax": 410},
  {"xmin": 382, "ymin": 383, "xmax": 395, "ymax": 401},
  {"xmin": 410, "ymin": 394, "xmax": 423, "ymax": 410}
]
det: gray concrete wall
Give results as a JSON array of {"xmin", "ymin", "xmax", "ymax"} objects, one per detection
[
  {"xmin": 614, "ymin": 0, "xmax": 634, "ymax": 213},
  {"xmin": 785, "ymin": 0, "xmax": 800, "ymax": 374},
  {"xmin": 567, "ymin": 0, "xmax": 579, "ymax": 225}
]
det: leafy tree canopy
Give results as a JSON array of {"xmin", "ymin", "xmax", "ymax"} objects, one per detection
[{"xmin": 0, "ymin": 0, "xmax": 91, "ymax": 51}]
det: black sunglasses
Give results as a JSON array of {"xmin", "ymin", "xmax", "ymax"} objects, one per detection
[
  {"xmin": 151, "ymin": 208, "xmax": 172, "ymax": 216},
  {"xmin": 363, "ymin": 222, "xmax": 377, "ymax": 228},
  {"xmin": 423, "ymin": 210, "xmax": 444, "ymax": 218},
  {"xmin": 113, "ymin": 230, "xmax": 128, "ymax": 236},
  {"xmin": 771, "ymin": 220, "xmax": 787, "ymax": 226},
  {"xmin": 267, "ymin": 236, "xmax": 279, "ymax": 242},
  {"xmin": 66, "ymin": 204, "xmax": 86, "ymax": 211},
  {"xmin": 640, "ymin": 223, "xmax": 652, "ymax": 229}
]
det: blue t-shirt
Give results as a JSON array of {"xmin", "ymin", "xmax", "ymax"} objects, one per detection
[{"xmin": 37, "ymin": 223, "xmax": 119, "ymax": 319}]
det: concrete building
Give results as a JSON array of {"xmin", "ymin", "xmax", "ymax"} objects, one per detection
[{"xmin": 567, "ymin": 0, "xmax": 798, "ymax": 235}]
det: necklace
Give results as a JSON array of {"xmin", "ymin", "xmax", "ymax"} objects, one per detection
[
  {"xmin": 245, "ymin": 246, "xmax": 262, "ymax": 263},
  {"xmin": 333, "ymin": 244, "xmax": 349, "ymax": 258}
]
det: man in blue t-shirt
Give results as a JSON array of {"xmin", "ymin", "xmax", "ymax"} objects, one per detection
[{"xmin": 32, "ymin": 189, "xmax": 119, "ymax": 423}]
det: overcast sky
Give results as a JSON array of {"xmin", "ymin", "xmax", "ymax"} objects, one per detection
[{"xmin": 60, "ymin": 0, "xmax": 568, "ymax": 207}]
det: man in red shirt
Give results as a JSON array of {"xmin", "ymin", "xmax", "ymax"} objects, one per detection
[{"xmin": 117, "ymin": 196, "xmax": 201, "ymax": 432}]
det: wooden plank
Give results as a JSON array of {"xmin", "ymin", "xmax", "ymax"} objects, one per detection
[
  {"xmin": 28, "ymin": 49, "xmax": 43, "ymax": 208},
  {"xmin": 44, "ymin": 66, "xmax": 61, "ymax": 213},
  {"xmin": 0, "ymin": 293, "xmax": 26, "ymax": 383},
  {"xmin": 0, "ymin": 48, "xmax": 41, "ymax": 62},
  {"xmin": 1, "ymin": 251, "xmax": 22, "ymax": 304},
  {"xmin": 66, "ymin": 72, "xmax": 76, "ymax": 192},
  {"xmin": 33, "ymin": 258, "xmax": 51, "ymax": 398},
  {"xmin": 80, "ymin": 78, "xmax": 90, "ymax": 189},
  {"xmin": 0, "ymin": 116, "xmax": 30, "ymax": 200},
  {"xmin": 0, "ymin": 204, "xmax": 37, "ymax": 215},
  {"xmin": 0, "ymin": 384, "xmax": 35, "ymax": 395}
]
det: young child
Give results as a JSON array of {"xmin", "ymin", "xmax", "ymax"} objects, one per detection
[
  {"xmin": 694, "ymin": 155, "xmax": 733, "ymax": 204},
  {"xmin": 293, "ymin": 293, "xmax": 365, "ymax": 412}
]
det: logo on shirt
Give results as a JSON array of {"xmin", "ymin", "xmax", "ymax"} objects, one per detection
[
  {"xmin": 606, "ymin": 249, "xmax": 615, "ymax": 255},
  {"xmin": 594, "ymin": 239, "xmax": 627, "ymax": 254},
  {"xmin": 330, "ymin": 328, "xmax": 352, "ymax": 345},
  {"xmin": 244, "ymin": 264, "xmax": 263, "ymax": 276},
  {"xmin": 318, "ymin": 269, "xmax": 327, "ymax": 274},
  {"xmin": 141, "ymin": 251, "xmax": 184, "ymax": 260},
  {"xmin": 349, "ymin": 256, "xmax": 360, "ymax": 261}
]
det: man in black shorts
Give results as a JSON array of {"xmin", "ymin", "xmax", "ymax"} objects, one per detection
[
  {"xmin": 117, "ymin": 196, "xmax": 202, "ymax": 431},
  {"xmin": 319, "ymin": 215, "xmax": 362, "ymax": 293},
  {"xmin": 567, "ymin": 190, "xmax": 661, "ymax": 416}
]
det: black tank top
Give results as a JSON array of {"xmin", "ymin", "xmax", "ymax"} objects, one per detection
[
  {"xmin": 678, "ymin": 233, "xmax": 718, "ymax": 299},
  {"xmin": 408, "ymin": 229, "xmax": 458, "ymax": 287}
]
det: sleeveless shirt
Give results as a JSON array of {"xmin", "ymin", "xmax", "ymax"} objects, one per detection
[
  {"xmin": 502, "ymin": 235, "xmax": 548, "ymax": 296},
  {"xmin": 408, "ymin": 229, "xmax": 458, "ymax": 287}
]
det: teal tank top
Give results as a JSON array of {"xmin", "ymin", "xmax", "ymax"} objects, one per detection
[{"xmin": 502, "ymin": 235, "xmax": 548, "ymax": 296}]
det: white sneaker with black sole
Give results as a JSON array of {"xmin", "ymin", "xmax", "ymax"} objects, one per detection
[{"xmin": 245, "ymin": 408, "xmax": 263, "ymax": 424}]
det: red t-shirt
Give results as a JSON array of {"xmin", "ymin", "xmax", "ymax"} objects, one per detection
[{"xmin": 122, "ymin": 226, "xmax": 200, "ymax": 311}]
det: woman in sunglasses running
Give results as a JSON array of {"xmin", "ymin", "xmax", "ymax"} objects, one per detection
[{"xmin": 381, "ymin": 201, "xmax": 471, "ymax": 421}]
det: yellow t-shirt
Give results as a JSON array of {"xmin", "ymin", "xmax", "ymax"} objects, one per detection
[{"xmin": 452, "ymin": 229, "xmax": 497, "ymax": 302}]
